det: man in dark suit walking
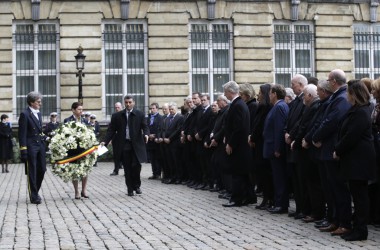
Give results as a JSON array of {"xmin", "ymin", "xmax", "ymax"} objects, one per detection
[
  {"xmin": 102, "ymin": 95, "xmax": 149, "ymax": 196},
  {"xmin": 263, "ymin": 84, "xmax": 289, "ymax": 214},
  {"xmin": 110, "ymin": 102, "xmax": 124, "ymax": 175},
  {"xmin": 18, "ymin": 91, "xmax": 46, "ymax": 204}
]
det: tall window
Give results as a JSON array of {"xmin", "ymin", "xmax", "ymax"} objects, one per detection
[
  {"xmin": 274, "ymin": 23, "xmax": 315, "ymax": 87},
  {"xmin": 190, "ymin": 22, "xmax": 233, "ymax": 101},
  {"xmin": 102, "ymin": 22, "xmax": 148, "ymax": 116},
  {"xmin": 13, "ymin": 22, "xmax": 59, "ymax": 119},
  {"xmin": 354, "ymin": 23, "xmax": 380, "ymax": 79}
]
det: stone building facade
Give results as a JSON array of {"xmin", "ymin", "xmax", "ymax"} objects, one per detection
[{"xmin": 0, "ymin": 0, "xmax": 379, "ymax": 123}]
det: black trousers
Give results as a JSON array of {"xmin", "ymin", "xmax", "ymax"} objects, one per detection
[
  {"xmin": 122, "ymin": 141, "xmax": 141, "ymax": 192},
  {"xmin": 147, "ymin": 144, "xmax": 161, "ymax": 177},
  {"xmin": 325, "ymin": 160, "xmax": 352, "ymax": 228},
  {"xmin": 301, "ymin": 152, "xmax": 325, "ymax": 219},
  {"xmin": 270, "ymin": 156, "xmax": 288, "ymax": 209},
  {"xmin": 27, "ymin": 143, "xmax": 46, "ymax": 201},
  {"xmin": 349, "ymin": 180, "xmax": 369, "ymax": 234}
]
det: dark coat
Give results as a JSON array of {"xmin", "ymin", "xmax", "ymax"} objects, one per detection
[
  {"xmin": 285, "ymin": 93, "xmax": 305, "ymax": 139},
  {"xmin": 18, "ymin": 107, "xmax": 46, "ymax": 155},
  {"xmin": 263, "ymin": 100, "xmax": 289, "ymax": 159},
  {"xmin": 224, "ymin": 96, "xmax": 251, "ymax": 174},
  {"xmin": 0, "ymin": 122, "xmax": 13, "ymax": 160},
  {"xmin": 250, "ymin": 103, "xmax": 272, "ymax": 164},
  {"xmin": 194, "ymin": 106, "xmax": 213, "ymax": 140},
  {"xmin": 312, "ymin": 85, "xmax": 351, "ymax": 161},
  {"xmin": 104, "ymin": 108, "xmax": 149, "ymax": 164},
  {"xmin": 63, "ymin": 115, "xmax": 88, "ymax": 125},
  {"xmin": 146, "ymin": 112, "xmax": 163, "ymax": 150},
  {"xmin": 247, "ymin": 98, "xmax": 259, "ymax": 131},
  {"xmin": 292, "ymin": 99, "xmax": 319, "ymax": 150},
  {"xmin": 162, "ymin": 114, "xmax": 184, "ymax": 143},
  {"xmin": 335, "ymin": 105, "xmax": 376, "ymax": 181},
  {"xmin": 43, "ymin": 122, "xmax": 60, "ymax": 137}
]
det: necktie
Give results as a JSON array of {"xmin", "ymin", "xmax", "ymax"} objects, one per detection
[{"xmin": 126, "ymin": 111, "xmax": 130, "ymax": 139}]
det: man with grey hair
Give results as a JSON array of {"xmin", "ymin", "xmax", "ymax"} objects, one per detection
[
  {"xmin": 222, "ymin": 81, "xmax": 253, "ymax": 207},
  {"xmin": 285, "ymin": 74, "xmax": 308, "ymax": 219},
  {"xmin": 18, "ymin": 91, "xmax": 46, "ymax": 204},
  {"xmin": 290, "ymin": 84, "xmax": 325, "ymax": 222},
  {"xmin": 161, "ymin": 102, "xmax": 184, "ymax": 184},
  {"xmin": 312, "ymin": 69, "xmax": 352, "ymax": 235}
]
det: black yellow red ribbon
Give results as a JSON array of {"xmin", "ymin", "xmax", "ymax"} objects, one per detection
[{"xmin": 56, "ymin": 145, "xmax": 98, "ymax": 164}]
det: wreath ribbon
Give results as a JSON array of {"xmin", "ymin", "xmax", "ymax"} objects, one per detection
[{"xmin": 56, "ymin": 145, "xmax": 98, "ymax": 165}]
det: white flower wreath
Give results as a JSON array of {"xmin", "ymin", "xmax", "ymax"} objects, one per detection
[{"xmin": 49, "ymin": 121, "xmax": 98, "ymax": 182}]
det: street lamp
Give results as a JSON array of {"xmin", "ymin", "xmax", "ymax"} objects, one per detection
[{"xmin": 75, "ymin": 45, "xmax": 86, "ymax": 104}]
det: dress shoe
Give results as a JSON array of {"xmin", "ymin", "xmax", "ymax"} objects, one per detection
[
  {"xmin": 110, "ymin": 172, "xmax": 118, "ymax": 176},
  {"xmin": 200, "ymin": 185, "xmax": 210, "ymax": 191},
  {"xmin": 222, "ymin": 201, "xmax": 243, "ymax": 207},
  {"xmin": 294, "ymin": 213, "xmax": 306, "ymax": 220},
  {"xmin": 175, "ymin": 180, "xmax": 182, "ymax": 184},
  {"xmin": 127, "ymin": 192, "xmax": 134, "ymax": 196},
  {"xmin": 31, "ymin": 199, "xmax": 41, "ymax": 204},
  {"xmin": 344, "ymin": 231, "xmax": 367, "ymax": 241},
  {"xmin": 194, "ymin": 183, "xmax": 206, "ymax": 190},
  {"xmin": 288, "ymin": 211, "xmax": 297, "ymax": 217},
  {"xmin": 314, "ymin": 220, "xmax": 331, "ymax": 229},
  {"xmin": 135, "ymin": 188, "xmax": 142, "ymax": 194},
  {"xmin": 81, "ymin": 191, "xmax": 89, "ymax": 199},
  {"xmin": 148, "ymin": 175, "xmax": 157, "ymax": 179},
  {"xmin": 242, "ymin": 197, "xmax": 257, "ymax": 205},
  {"xmin": 268, "ymin": 207, "xmax": 288, "ymax": 214},
  {"xmin": 319, "ymin": 224, "xmax": 338, "ymax": 232},
  {"xmin": 331, "ymin": 227, "xmax": 351, "ymax": 236},
  {"xmin": 302, "ymin": 216, "xmax": 316, "ymax": 223}
]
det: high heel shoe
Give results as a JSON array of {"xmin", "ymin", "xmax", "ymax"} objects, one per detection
[{"xmin": 81, "ymin": 191, "xmax": 89, "ymax": 198}]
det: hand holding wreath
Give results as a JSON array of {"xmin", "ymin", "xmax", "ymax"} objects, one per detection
[{"xmin": 49, "ymin": 121, "xmax": 98, "ymax": 183}]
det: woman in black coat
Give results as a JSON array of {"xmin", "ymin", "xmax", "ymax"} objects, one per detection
[
  {"xmin": 334, "ymin": 80, "xmax": 376, "ymax": 241},
  {"xmin": 0, "ymin": 114, "xmax": 13, "ymax": 173},
  {"xmin": 248, "ymin": 83, "xmax": 273, "ymax": 209}
]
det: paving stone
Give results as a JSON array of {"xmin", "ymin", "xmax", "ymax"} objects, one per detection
[{"xmin": 1, "ymin": 163, "xmax": 380, "ymax": 249}]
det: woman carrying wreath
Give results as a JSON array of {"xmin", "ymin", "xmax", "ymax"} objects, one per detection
[{"xmin": 63, "ymin": 102, "xmax": 91, "ymax": 199}]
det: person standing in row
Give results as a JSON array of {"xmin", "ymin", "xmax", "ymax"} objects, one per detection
[
  {"xmin": 263, "ymin": 84, "xmax": 289, "ymax": 214},
  {"xmin": 0, "ymin": 114, "xmax": 13, "ymax": 173},
  {"xmin": 103, "ymin": 95, "xmax": 149, "ymax": 196},
  {"xmin": 110, "ymin": 102, "xmax": 124, "ymax": 176},
  {"xmin": 222, "ymin": 81, "xmax": 252, "ymax": 207},
  {"xmin": 333, "ymin": 80, "xmax": 376, "ymax": 241},
  {"xmin": 18, "ymin": 91, "xmax": 46, "ymax": 204},
  {"xmin": 147, "ymin": 103, "xmax": 163, "ymax": 180},
  {"xmin": 64, "ymin": 102, "xmax": 91, "ymax": 200}
]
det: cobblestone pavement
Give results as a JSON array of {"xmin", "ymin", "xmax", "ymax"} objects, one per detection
[{"xmin": 0, "ymin": 162, "xmax": 379, "ymax": 250}]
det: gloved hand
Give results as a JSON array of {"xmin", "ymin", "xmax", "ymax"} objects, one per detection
[{"xmin": 20, "ymin": 149, "xmax": 28, "ymax": 162}]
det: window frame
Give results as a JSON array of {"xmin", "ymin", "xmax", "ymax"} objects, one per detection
[
  {"xmin": 189, "ymin": 20, "xmax": 234, "ymax": 102},
  {"xmin": 273, "ymin": 21, "xmax": 315, "ymax": 87},
  {"xmin": 101, "ymin": 20, "xmax": 148, "ymax": 118},
  {"xmin": 12, "ymin": 21, "xmax": 60, "ymax": 121},
  {"xmin": 353, "ymin": 23, "xmax": 380, "ymax": 79}
]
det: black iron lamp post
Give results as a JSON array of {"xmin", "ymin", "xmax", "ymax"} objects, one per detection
[{"xmin": 75, "ymin": 45, "xmax": 86, "ymax": 104}]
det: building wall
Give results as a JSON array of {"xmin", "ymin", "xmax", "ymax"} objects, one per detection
[{"xmin": 0, "ymin": 0, "xmax": 378, "ymax": 122}]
